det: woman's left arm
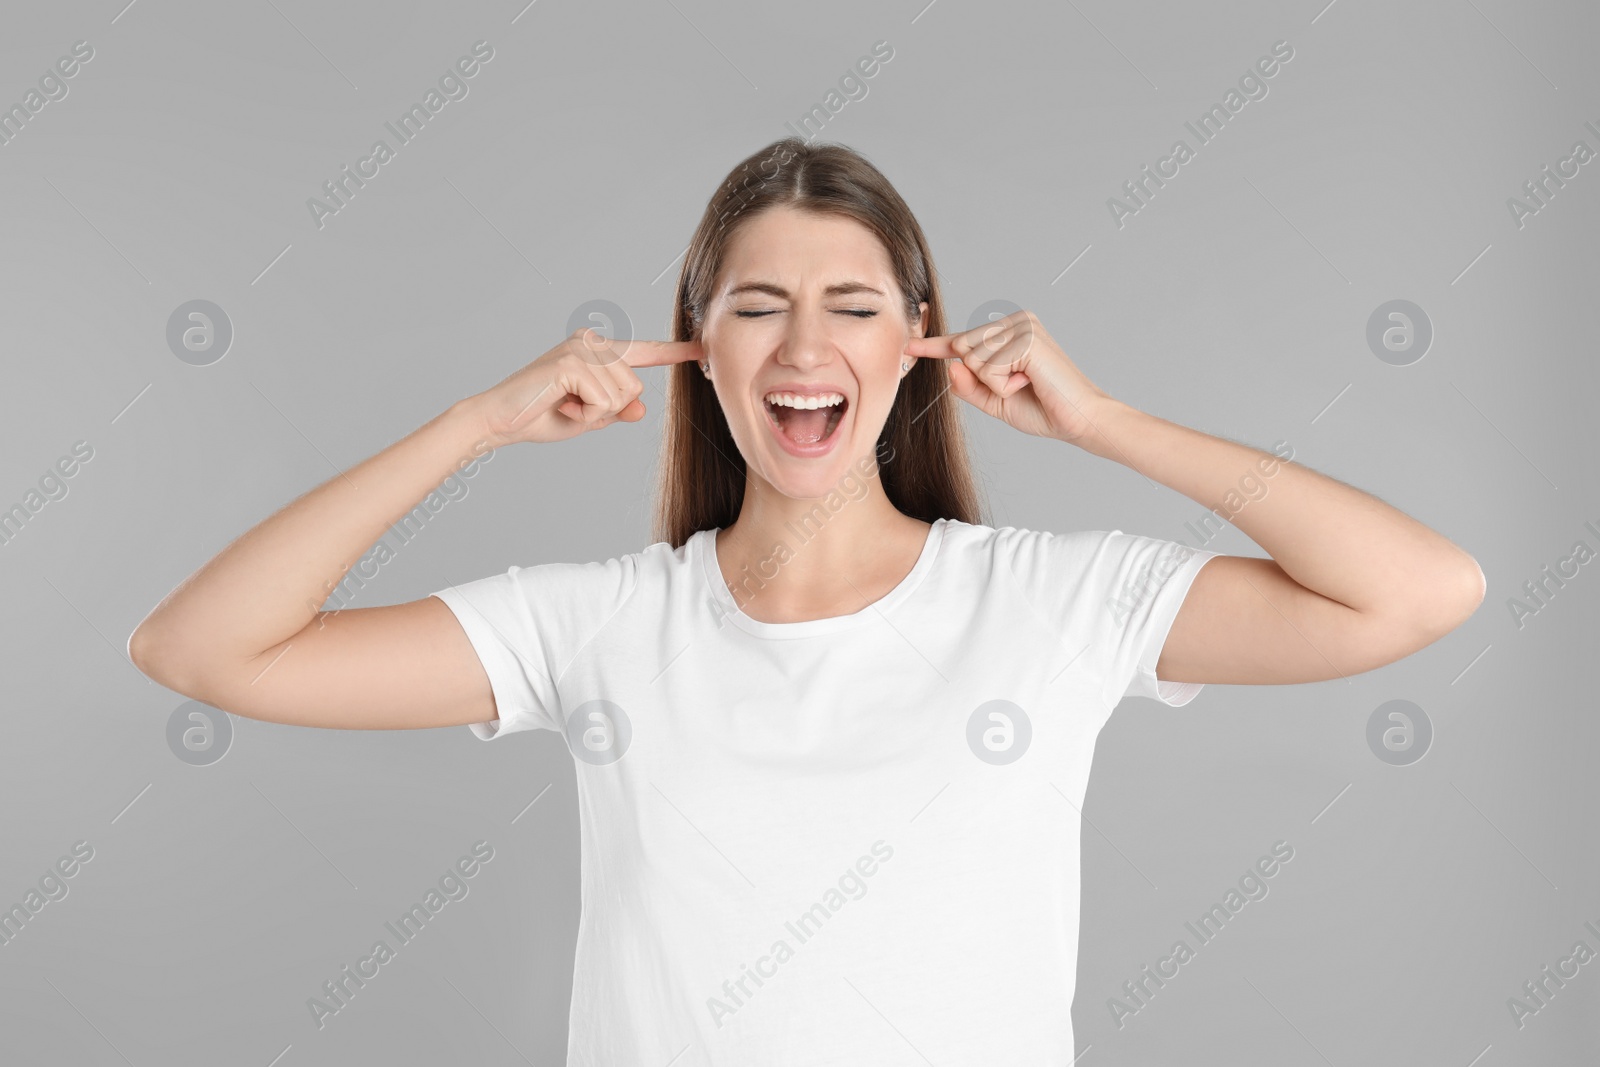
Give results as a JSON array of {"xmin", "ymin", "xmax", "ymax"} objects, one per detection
[
  {"xmin": 1073, "ymin": 400, "xmax": 1485, "ymax": 686},
  {"xmin": 905, "ymin": 309, "xmax": 1487, "ymax": 687}
]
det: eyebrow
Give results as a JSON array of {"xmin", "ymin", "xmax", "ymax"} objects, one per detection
[{"xmin": 724, "ymin": 280, "xmax": 886, "ymax": 300}]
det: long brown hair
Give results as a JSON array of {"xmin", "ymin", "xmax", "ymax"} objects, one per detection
[{"xmin": 652, "ymin": 137, "xmax": 985, "ymax": 549}]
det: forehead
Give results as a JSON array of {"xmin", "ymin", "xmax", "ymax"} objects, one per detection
[{"xmin": 717, "ymin": 207, "xmax": 895, "ymax": 289}]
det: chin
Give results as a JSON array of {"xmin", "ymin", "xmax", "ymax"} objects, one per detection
[
  {"xmin": 767, "ymin": 469, "xmax": 852, "ymax": 502},
  {"xmin": 763, "ymin": 438, "xmax": 886, "ymax": 505}
]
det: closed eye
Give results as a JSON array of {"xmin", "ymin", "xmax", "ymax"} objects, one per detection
[{"xmin": 734, "ymin": 309, "xmax": 878, "ymax": 318}]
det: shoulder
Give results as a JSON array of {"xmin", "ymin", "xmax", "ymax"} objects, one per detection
[
  {"xmin": 938, "ymin": 519, "xmax": 1120, "ymax": 575},
  {"xmin": 942, "ymin": 521, "xmax": 1211, "ymax": 606},
  {"xmin": 501, "ymin": 534, "xmax": 693, "ymax": 609}
]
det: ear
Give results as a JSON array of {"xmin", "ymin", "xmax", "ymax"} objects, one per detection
[{"xmin": 913, "ymin": 301, "xmax": 929, "ymax": 339}]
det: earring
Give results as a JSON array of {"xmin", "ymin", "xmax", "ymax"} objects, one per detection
[
  {"xmin": 901, "ymin": 360, "xmax": 911, "ymax": 373},
  {"xmin": 700, "ymin": 361, "xmax": 711, "ymax": 377}
]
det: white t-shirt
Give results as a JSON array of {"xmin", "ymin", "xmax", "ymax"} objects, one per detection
[{"xmin": 430, "ymin": 518, "xmax": 1219, "ymax": 1066}]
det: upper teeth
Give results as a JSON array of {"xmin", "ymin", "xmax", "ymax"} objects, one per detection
[{"xmin": 766, "ymin": 392, "xmax": 844, "ymax": 409}]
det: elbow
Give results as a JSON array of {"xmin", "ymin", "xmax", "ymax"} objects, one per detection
[
  {"xmin": 1354, "ymin": 555, "xmax": 1485, "ymax": 667},
  {"xmin": 1465, "ymin": 554, "xmax": 1487, "ymax": 610},
  {"xmin": 128, "ymin": 621, "xmax": 155, "ymax": 672},
  {"xmin": 128, "ymin": 623, "xmax": 169, "ymax": 685},
  {"xmin": 1417, "ymin": 554, "xmax": 1487, "ymax": 636},
  {"xmin": 1449, "ymin": 554, "xmax": 1487, "ymax": 624},
  {"xmin": 128, "ymin": 621, "xmax": 200, "ymax": 695}
]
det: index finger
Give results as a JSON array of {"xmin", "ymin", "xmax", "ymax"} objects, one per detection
[
  {"xmin": 579, "ymin": 331, "xmax": 704, "ymax": 368},
  {"xmin": 902, "ymin": 333, "xmax": 966, "ymax": 359},
  {"xmin": 906, "ymin": 313, "xmax": 1030, "ymax": 360}
]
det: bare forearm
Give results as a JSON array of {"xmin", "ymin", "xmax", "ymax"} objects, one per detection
[
  {"xmin": 1072, "ymin": 400, "xmax": 1483, "ymax": 622},
  {"xmin": 132, "ymin": 398, "xmax": 496, "ymax": 681}
]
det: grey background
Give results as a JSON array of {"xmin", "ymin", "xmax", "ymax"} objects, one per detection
[{"xmin": 2, "ymin": 0, "xmax": 1595, "ymax": 1063}]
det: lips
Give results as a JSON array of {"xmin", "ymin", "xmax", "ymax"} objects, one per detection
[
  {"xmin": 768, "ymin": 394, "xmax": 845, "ymax": 434},
  {"xmin": 761, "ymin": 395, "xmax": 848, "ymax": 456}
]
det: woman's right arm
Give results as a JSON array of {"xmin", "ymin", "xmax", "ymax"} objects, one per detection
[{"xmin": 128, "ymin": 330, "xmax": 698, "ymax": 731}]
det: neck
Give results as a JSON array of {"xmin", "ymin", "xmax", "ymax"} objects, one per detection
[{"xmin": 714, "ymin": 466, "xmax": 930, "ymax": 623}]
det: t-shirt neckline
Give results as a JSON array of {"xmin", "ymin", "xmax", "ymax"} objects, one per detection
[{"xmin": 698, "ymin": 518, "xmax": 948, "ymax": 639}]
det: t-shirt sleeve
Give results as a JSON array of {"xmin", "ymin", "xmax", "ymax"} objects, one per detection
[
  {"xmin": 1001, "ymin": 527, "xmax": 1221, "ymax": 708},
  {"xmin": 430, "ymin": 554, "xmax": 640, "ymax": 740}
]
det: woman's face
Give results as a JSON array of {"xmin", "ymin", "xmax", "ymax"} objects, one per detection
[{"xmin": 699, "ymin": 205, "xmax": 928, "ymax": 502}]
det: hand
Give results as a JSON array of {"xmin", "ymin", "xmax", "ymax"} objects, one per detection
[
  {"xmin": 903, "ymin": 310, "xmax": 1116, "ymax": 446},
  {"xmin": 471, "ymin": 328, "xmax": 703, "ymax": 447}
]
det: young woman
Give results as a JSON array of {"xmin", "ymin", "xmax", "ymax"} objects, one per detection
[{"xmin": 130, "ymin": 138, "xmax": 1484, "ymax": 1064}]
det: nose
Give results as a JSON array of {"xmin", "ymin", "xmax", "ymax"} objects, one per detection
[{"xmin": 774, "ymin": 307, "xmax": 835, "ymax": 371}]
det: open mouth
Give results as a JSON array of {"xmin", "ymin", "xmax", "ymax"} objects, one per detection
[{"xmin": 763, "ymin": 391, "xmax": 848, "ymax": 447}]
